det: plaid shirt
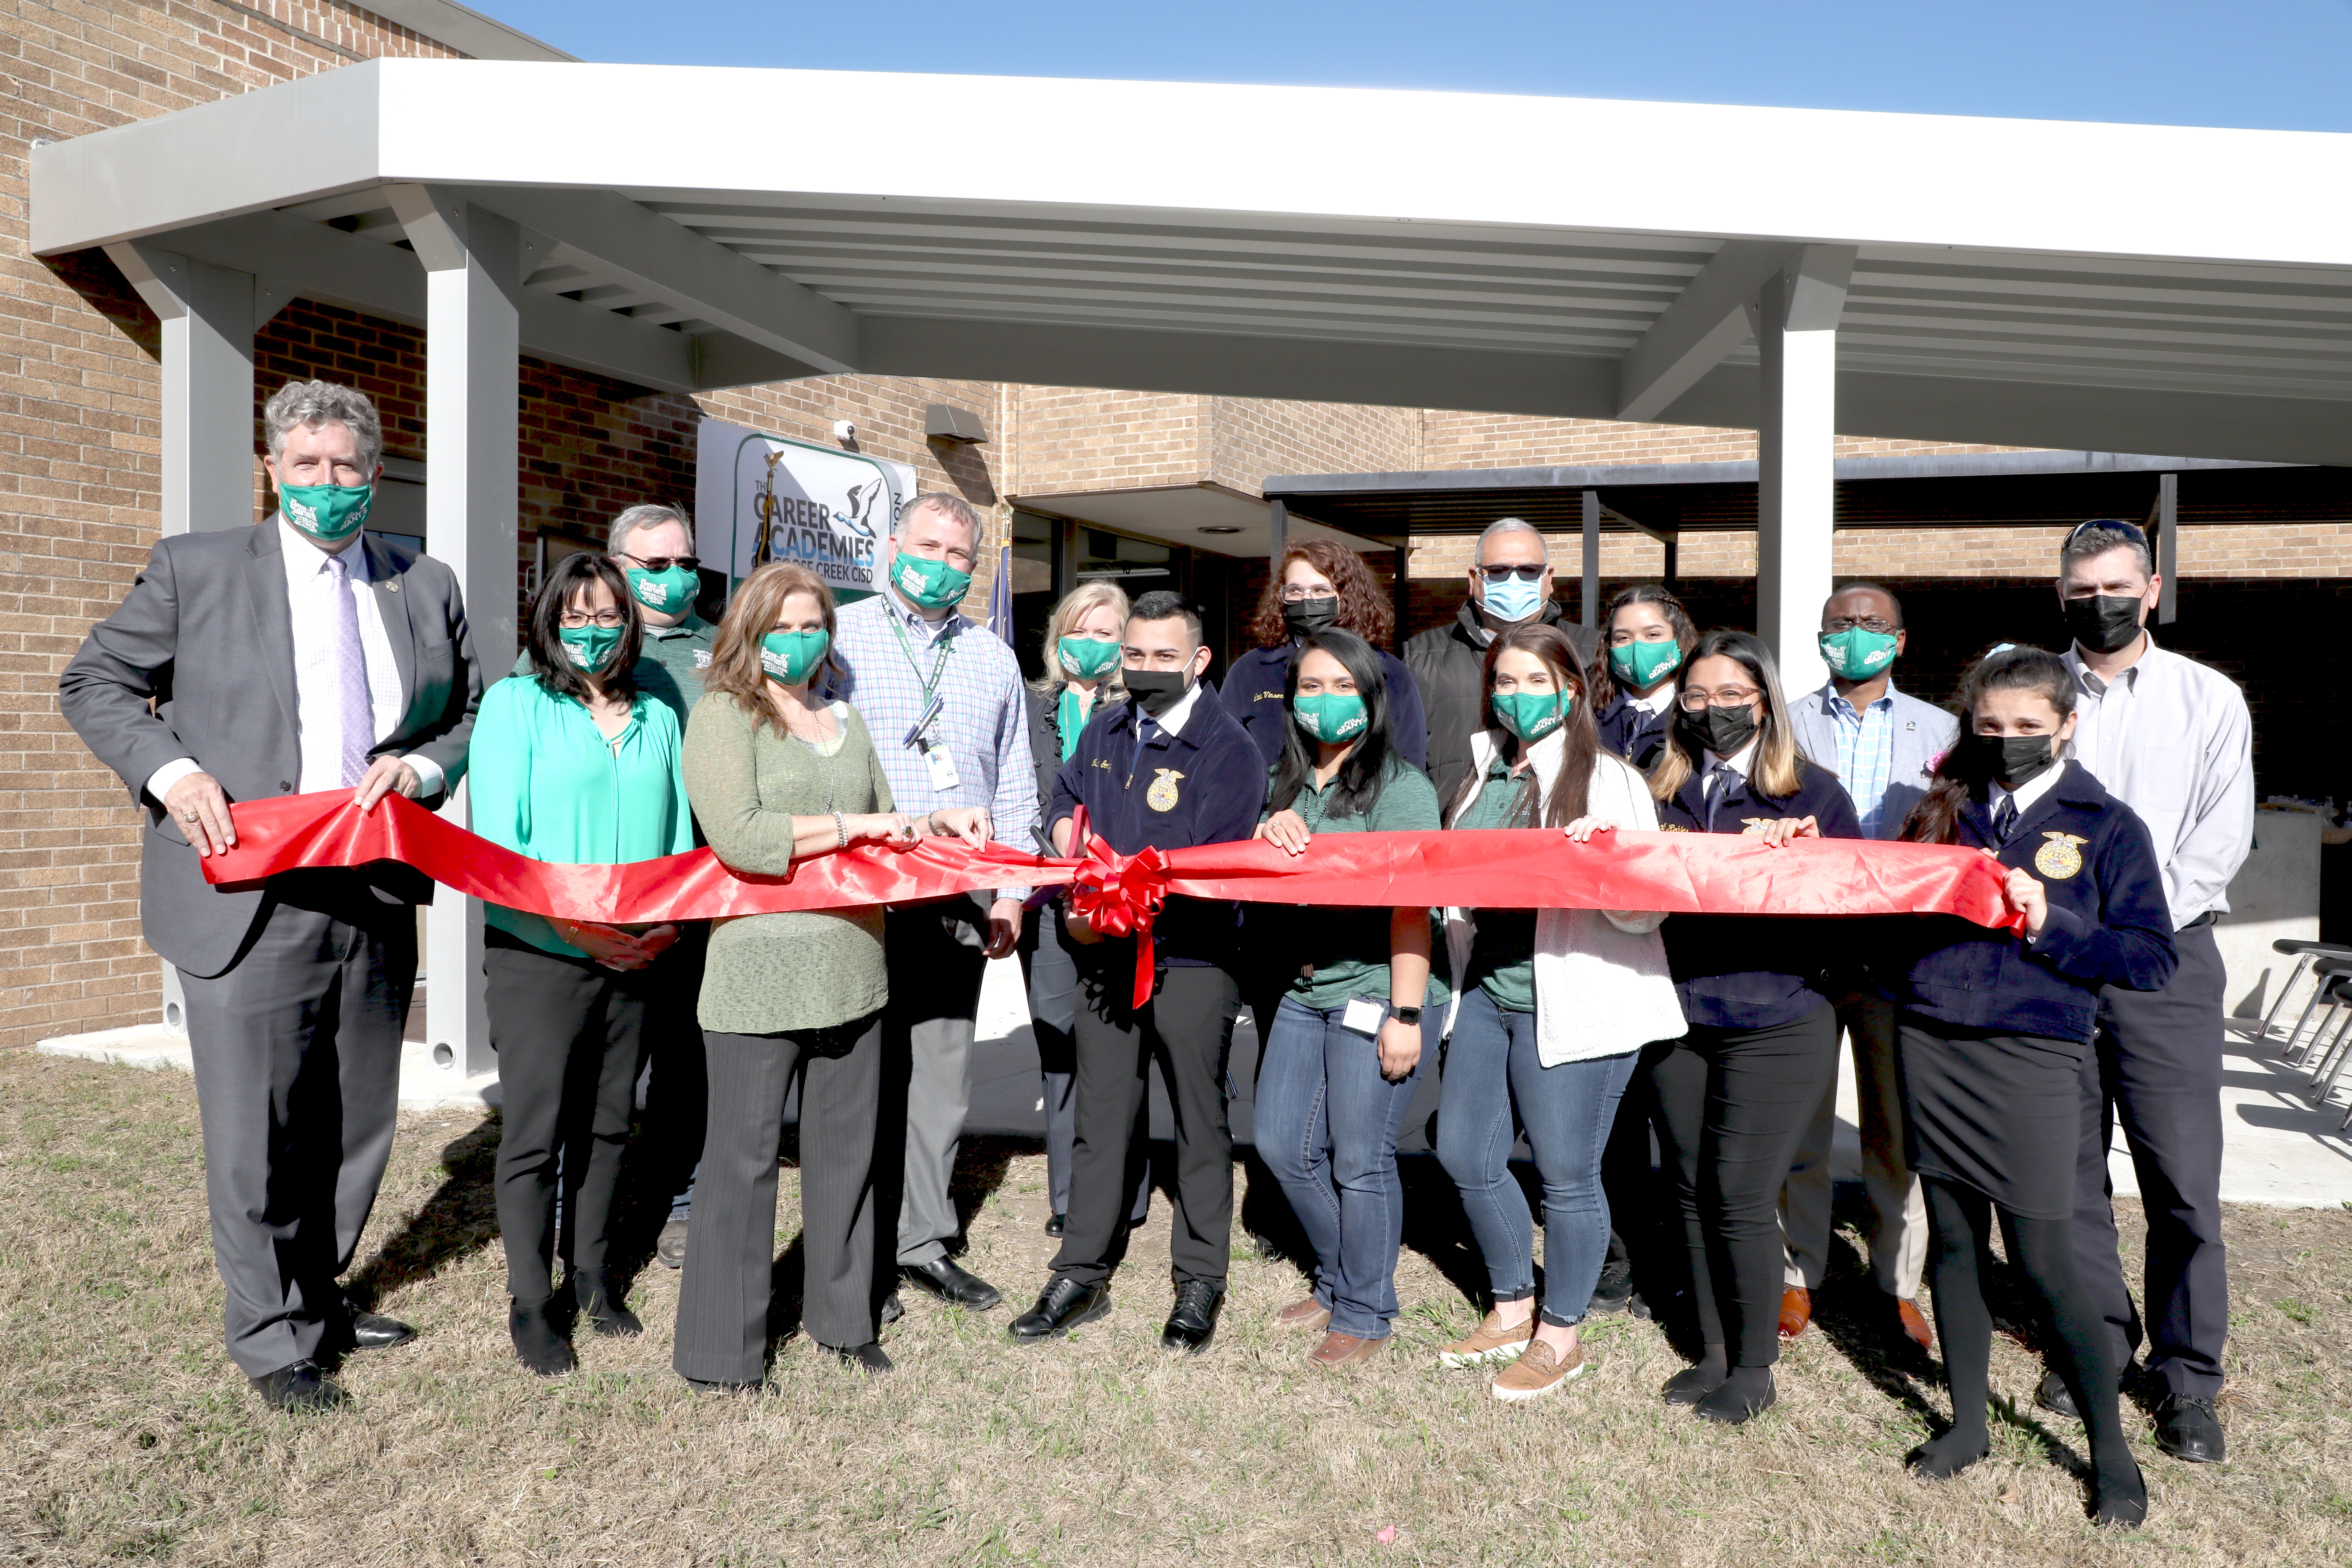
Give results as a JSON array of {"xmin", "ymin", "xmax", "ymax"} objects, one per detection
[
  {"xmin": 1827, "ymin": 685, "xmax": 1898, "ymax": 838},
  {"xmin": 823, "ymin": 588, "xmax": 1036, "ymax": 902}
]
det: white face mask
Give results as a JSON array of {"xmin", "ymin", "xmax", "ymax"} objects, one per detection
[{"xmin": 1480, "ymin": 571, "xmax": 1542, "ymax": 623}]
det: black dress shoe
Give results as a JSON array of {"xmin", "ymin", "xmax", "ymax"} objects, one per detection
[
  {"xmin": 825, "ymin": 1340, "xmax": 896, "ymax": 1374},
  {"xmin": 574, "ymin": 1269, "xmax": 643, "ymax": 1338},
  {"xmin": 510, "ymin": 1298, "xmax": 577, "ymax": 1377},
  {"xmin": 250, "ymin": 1359, "xmax": 349, "ymax": 1413},
  {"xmin": 902, "ymin": 1256, "xmax": 1003, "ymax": 1311},
  {"xmin": 1160, "ymin": 1281, "xmax": 1224, "ymax": 1354},
  {"xmin": 1585, "ymin": 1257, "xmax": 1634, "ymax": 1316},
  {"xmin": 2036, "ymin": 1368, "xmax": 2082, "ymax": 1421},
  {"xmin": 1044, "ymin": 1212, "xmax": 1066, "ymax": 1238},
  {"xmin": 347, "ymin": 1310, "xmax": 416, "ymax": 1351},
  {"xmin": 1010, "ymin": 1277, "xmax": 1112, "ymax": 1344},
  {"xmin": 2153, "ymin": 1392, "xmax": 2225, "ymax": 1463},
  {"xmin": 879, "ymin": 1294, "xmax": 904, "ymax": 1327}
]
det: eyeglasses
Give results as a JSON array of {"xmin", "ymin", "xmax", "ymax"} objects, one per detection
[
  {"xmin": 2065, "ymin": 519, "xmax": 2147, "ymax": 550},
  {"xmin": 1824, "ymin": 615, "xmax": 1897, "ymax": 635},
  {"xmin": 1478, "ymin": 564, "xmax": 1545, "ymax": 584},
  {"xmin": 1679, "ymin": 686, "xmax": 1760, "ymax": 711},
  {"xmin": 621, "ymin": 553, "xmax": 701, "ymax": 574},
  {"xmin": 559, "ymin": 610, "xmax": 628, "ymax": 629},
  {"xmin": 1279, "ymin": 583, "xmax": 1337, "ymax": 602}
]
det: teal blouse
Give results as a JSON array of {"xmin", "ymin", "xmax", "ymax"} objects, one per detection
[
  {"xmin": 1450, "ymin": 753, "xmax": 1540, "ymax": 1013},
  {"xmin": 469, "ymin": 672, "xmax": 695, "ymax": 958},
  {"xmin": 1259, "ymin": 754, "xmax": 1450, "ymax": 1014}
]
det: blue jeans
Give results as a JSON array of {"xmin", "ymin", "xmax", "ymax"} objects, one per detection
[
  {"xmin": 1256, "ymin": 995, "xmax": 1424, "ymax": 1339},
  {"xmin": 1435, "ymin": 987, "xmax": 1638, "ymax": 1328}
]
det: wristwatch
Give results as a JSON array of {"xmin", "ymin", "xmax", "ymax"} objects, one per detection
[{"xmin": 1392, "ymin": 1005, "xmax": 1423, "ymax": 1025}]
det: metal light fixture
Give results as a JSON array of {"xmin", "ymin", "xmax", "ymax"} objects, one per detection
[{"xmin": 1197, "ymin": 525, "xmax": 1243, "ymax": 534}]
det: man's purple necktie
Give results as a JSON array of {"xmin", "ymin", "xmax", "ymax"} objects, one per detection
[{"xmin": 325, "ymin": 552, "xmax": 374, "ymax": 787}]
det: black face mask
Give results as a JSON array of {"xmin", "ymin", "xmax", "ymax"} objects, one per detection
[
  {"xmin": 2064, "ymin": 593, "xmax": 2145, "ymax": 654},
  {"xmin": 1976, "ymin": 733, "xmax": 2060, "ymax": 791},
  {"xmin": 1678, "ymin": 702, "xmax": 1759, "ymax": 759},
  {"xmin": 1282, "ymin": 596, "xmax": 1339, "ymax": 640},
  {"xmin": 1123, "ymin": 668, "xmax": 1190, "ymax": 718}
]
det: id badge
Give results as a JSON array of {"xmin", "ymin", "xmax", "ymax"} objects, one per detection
[
  {"xmin": 1340, "ymin": 995, "xmax": 1387, "ymax": 1036},
  {"xmin": 924, "ymin": 741, "xmax": 961, "ymax": 792}
]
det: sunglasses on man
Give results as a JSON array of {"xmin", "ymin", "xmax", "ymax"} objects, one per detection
[
  {"xmin": 621, "ymin": 553, "xmax": 702, "ymax": 574},
  {"xmin": 1478, "ymin": 564, "xmax": 1545, "ymax": 584}
]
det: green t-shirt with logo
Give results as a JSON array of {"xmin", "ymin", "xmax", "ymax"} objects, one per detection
[{"xmin": 1259, "ymin": 754, "xmax": 1450, "ymax": 1015}]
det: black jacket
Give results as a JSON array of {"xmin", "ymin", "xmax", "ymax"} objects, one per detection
[
  {"xmin": 1402, "ymin": 599, "xmax": 1598, "ymax": 805},
  {"xmin": 1022, "ymin": 681, "xmax": 1124, "ymax": 846}
]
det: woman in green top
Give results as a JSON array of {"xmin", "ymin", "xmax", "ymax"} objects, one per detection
[
  {"xmin": 1250, "ymin": 628, "xmax": 1443, "ymax": 1368},
  {"xmin": 673, "ymin": 562, "xmax": 990, "ymax": 1387},
  {"xmin": 471, "ymin": 551, "xmax": 695, "ymax": 1376}
]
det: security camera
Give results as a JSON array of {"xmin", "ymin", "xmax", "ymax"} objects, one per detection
[{"xmin": 832, "ymin": 420, "xmax": 856, "ymax": 442}]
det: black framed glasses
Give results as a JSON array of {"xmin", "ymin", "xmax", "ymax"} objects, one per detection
[
  {"xmin": 1824, "ymin": 615, "xmax": 1897, "ymax": 635},
  {"xmin": 1478, "ymin": 564, "xmax": 1545, "ymax": 584},
  {"xmin": 621, "ymin": 553, "xmax": 701, "ymax": 574},
  {"xmin": 559, "ymin": 609, "xmax": 629, "ymax": 629}
]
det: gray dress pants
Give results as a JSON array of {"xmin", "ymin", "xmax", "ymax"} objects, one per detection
[
  {"xmin": 175, "ymin": 872, "xmax": 415, "ymax": 1378},
  {"xmin": 880, "ymin": 904, "xmax": 988, "ymax": 1268},
  {"xmin": 674, "ymin": 1017, "xmax": 883, "ymax": 1381}
]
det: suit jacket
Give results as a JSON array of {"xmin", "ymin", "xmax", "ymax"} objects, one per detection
[
  {"xmin": 1786, "ymin": 680, "xmax": 1958, "ymax": 841},
  {"xmin": 59, "ymin": 523, "xmax": 482, "ymax": 976}
]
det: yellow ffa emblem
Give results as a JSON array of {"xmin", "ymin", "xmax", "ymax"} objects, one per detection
[
  {"xmin": 2034, "ymin": 832, "xmax": 2088, "ymax": 880},
  {"xmin": 1739, "ymin": 817, "xmax": 1774, "ymax": 835},
  {"xmin": 1145, "ymin": 768, "xmax": 1185, "ymax": 813},
  {"xmin": 1660, "ymin": 823, "xmax": 1689, "ymax": 832}
]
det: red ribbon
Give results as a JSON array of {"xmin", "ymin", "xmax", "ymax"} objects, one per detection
[{"xmin": 201, "ymin": 791, "xmax": 2023, "ymax": 1011}]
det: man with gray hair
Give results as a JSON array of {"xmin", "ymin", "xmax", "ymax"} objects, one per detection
[
  {"xmin": 1403, "ymin": 516, "xmax": 1599, "ymax": 802},
  {"xmin": 60, "ymin": 379, "xmax": 481, "ymax": 1411},
  {"xmin": 824, "ymin": 491, "xmax": 1037, "ymax": 1321}
]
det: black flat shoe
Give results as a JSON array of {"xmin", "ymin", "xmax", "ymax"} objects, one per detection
[
  {"xmin": 825, "ymin": 1341, "xmax": 895, "ymax": 1375},
  {"xmin": 2036, "ymin": 1368, "xmax": 2082, "ymax": 1421},
  {"xmin": 1160, "ymin": 1281, "xmax": 1224, "ymax": 1355},
  {"xmin": 1662, "ymin": 1364, "xmax": 1726, "ymax": 1407},
  {"xmin": 2153, "ymin": 1393, "xmax": 2225, "ymax": 1463},
  {"xmin": 902, "ymin": 1256, "xmax": 1003, "ymax": 1312},
  {"xmin": 250, "ymin": 1359, "xmax": 349, "ymax": 1413},
  {"xmin": 1694, "ymin": 1368, "xmax": 1776, "ymax": 1424},
  {"xmin": 2093, "ymin": 1457, "xmax": 2150, "ymax": 1527},
  {"xmin": 1010, "ymin": 1277, "xmax": 1112, "ymax": 1344},
  {"xmin": 346, "ymin": 1310, "xmax": 416, "ymax": 1351},
  {"xmin": 1905, "ymin": 1434, "xmax": 1989, "ymax": 1479},
  {"xmin": 509, "ymin": 1298, "xmax": 576, "ymax": 1377},
  {"xmin": 574, "ymin": 1269, "xmax": 643, "ymax": 1338},
  {"xmin": 1044, "ymin": 1212, "xmax": 1066, "ymax": 1238}
]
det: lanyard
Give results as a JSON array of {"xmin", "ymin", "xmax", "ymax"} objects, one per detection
[{"xmin": 885, "ymin": 608, "xmax": 954, "ymax": 740}]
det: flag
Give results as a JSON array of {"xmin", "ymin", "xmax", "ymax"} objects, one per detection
[{"xmin": 986, "ymin": 506, "xmax": 1014, "ymax": 641}]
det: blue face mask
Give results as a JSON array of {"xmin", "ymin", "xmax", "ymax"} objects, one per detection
[{"xmin": 1480, "ymin": 571, "xmax": 1543, "ymax": 624}]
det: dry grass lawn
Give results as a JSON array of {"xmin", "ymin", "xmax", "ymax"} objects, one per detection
[{"xmin": 2, "ymin": 1049, "xmax": 2349, "ymax": 1566}]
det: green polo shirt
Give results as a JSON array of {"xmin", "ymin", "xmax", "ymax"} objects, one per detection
[
  {"xmin": 1261, "ymin": 754, "xmax": 1450, "ymax": 1014},
  {"xmin": 1451, "ymin": 754, "xmax": 1540, "ymax": 1013},
  {"xmin": 508, "ymin": 612, "xmax": 716, "ymax": 739}
]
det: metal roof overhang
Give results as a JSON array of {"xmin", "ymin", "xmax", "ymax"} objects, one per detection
[{"xmin": 30, "ymin": 59, "xmax": 2352, "ymax": 464}]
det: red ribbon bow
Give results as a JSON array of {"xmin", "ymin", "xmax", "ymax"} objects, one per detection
[{"xmin": 1065, "ymin": 835, "xmax": 1172, "ymax": 1007}]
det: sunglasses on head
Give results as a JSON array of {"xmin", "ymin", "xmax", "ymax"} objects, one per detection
[{"xmin": 2065, "ymin": 519, "xmax": 2148, "ymax": 551}]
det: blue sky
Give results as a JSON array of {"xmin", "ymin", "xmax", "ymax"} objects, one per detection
[{"xmin": 488, "ymin": 0, "xmax": 2352, "ymax": 132}]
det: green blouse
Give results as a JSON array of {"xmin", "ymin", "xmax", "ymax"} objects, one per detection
[
  {"xmin": 469, "ymin": 672, "xmax": 695, "ymax": 959},
  {"xmin": 1451, "ymin": 753, "xmax": 1541, "ymax": 1013},
  {"xmin": 1260, "ymin": 754, "xmax": 1450, "ymax": 1014}
]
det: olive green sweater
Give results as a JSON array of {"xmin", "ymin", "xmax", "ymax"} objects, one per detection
[{"xmin": 683, "ymin": 693, "xmax": 895, "ymax": 1034}]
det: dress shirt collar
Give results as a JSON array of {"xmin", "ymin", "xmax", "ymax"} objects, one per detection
[
  {"xmin": 276, "ymin": 516, "xmax": 369, "ymax": 581},
  {"xmin": 1143, "ymin": 680, "xmax": 1204, "ymax": 740},
  {"xmin": 1628, "ymin": 684, "xmax": 1676, "ymax": 716},
  {"xmin": 1825, "ymin": 679, "xmax": 1898, "ymax": 720},
  {"xmin": 645, "ymin": 611, "xmax": 710, "ymax": 641},
  {"xmin": 2064, "ymin": 632, "xmax": 2161, "ymax": 698},
  {"xmin": 1704, "ymin": 737, "xmax": 1759, "ymax": 778},
  {"xmin": 881, "ymin": 576, "xmax": 968, "ymax": 641}
]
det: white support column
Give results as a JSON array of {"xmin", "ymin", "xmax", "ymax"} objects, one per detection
[
  {"xmin": 390, "ymin": 188, "xmax": 523, "ymax": 1080},
  {"xmin": 1754, "ymin": 247, "xmax": 1853, "ymax": 700},
  {"xmin": 1580, "ymin": 488, "xmax": 1602, "ymax": 629},
  {"xmin": 105, "ymin": 245, "xmax": 257, "ymax": 536}
]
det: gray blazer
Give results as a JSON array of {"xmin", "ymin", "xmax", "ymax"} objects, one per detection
[
  {"xmin": 1787, "ymin": 679, "xmax": 1959, "ymax": 841},
  {"xmin": 59, "ymin": 522, "xmax": 481, "ymax": 976}
]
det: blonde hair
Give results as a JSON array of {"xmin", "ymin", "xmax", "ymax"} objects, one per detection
[
  {"xmin": 1030, "ymin": 580, "xmax": 1132, "ymax": 696},
  {"xmin": 705, "ymin": 562, "xmax": 842, "ymax": 732},
  {"xmin": 1648, "ymin": 629, "xmax": 1804, "ymax": 803}
]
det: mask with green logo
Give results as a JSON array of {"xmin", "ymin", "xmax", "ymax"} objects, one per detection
[
  {"xmin": 626, "ymin": 564, "xmax": 699, "ymax": 617},
  {"xmin": 760, "ymin": 629, "xmax": 830, "ymax": 687},
  {"xmin": 1493, "ymin": 689, "xmax": 1570, "ymax": 742},
  {"xmin": 559, "ymin": 623, "xmax": 625, "ymax": 673},
  {"xmin": 1608, "ymin": 639, "xmax": 1682, "ymax": 690},
  {"xmin": 1293, "ymin": 692, "xmax": 1369, "ymax": 744},
  {"xmin": 1058, "ymin": 636, "xmax": 1122, "ymax": 680},
  {"xmin": 891, "ymin": 552, "xmax": 973, "ymax": 611},
  {"xmin": 1819, "ymin": 626, "xmax": 1899, "ymax": 681},
  {"xmin": 280, "ymin": 482, "xmax": 373, "ymax": 544}
]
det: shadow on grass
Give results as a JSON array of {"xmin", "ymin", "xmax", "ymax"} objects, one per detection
[{"xmin": 344, "ymin": 1114, "xmax": 503, "ymax": 1310}]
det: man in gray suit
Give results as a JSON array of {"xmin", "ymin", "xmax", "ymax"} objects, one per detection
[
  {"xmin": 1778, "ymin": 582, "xmax": 1956, "ymax": 1351},
  {"xmin": 59, "ymin": 380, "xmax": 480, "ymax": 1412}
]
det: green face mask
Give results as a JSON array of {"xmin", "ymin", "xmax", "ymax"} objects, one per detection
[
  {"xmin": 279, "ymin": 481, "xmax": 373, "ymax": 544},
  {"xmin": 890, "ymin": 551, "xmax": 973, "ymax": 610},
  {"xmin": 1609, "ymin": 639, "xmax": 1682, "ymax": 690},
  {"xmin": 1293, "ymin": 691, "xmax": 1369, "ymax": 744},
  {"xmin": 627, "ymin": 564, "xmax": 699, "ymax": 617},
  {"xmin": 1493, "ymin": 689, "xmax": 1570, "ymax": 742},
  {"xmin": 1057, "ymin": 635, "xmax": 1123, "ymax": 680},
  {"xmin": 760, "ymin": 629, "xmax": 830, "ymax": 687},
  {"xmin": 559, "ymin": 623, "xmax": 625, "ymax": 673},
  {"xmin": 1819, "ymin": 626, "xmax": 1899, "ymax": 681}
]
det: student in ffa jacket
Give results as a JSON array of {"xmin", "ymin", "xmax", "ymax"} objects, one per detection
[
  {"xmin": 1589, "ymin": 585, "xmax": 1697, "ymax": 769},
  {"xmin": 1222, "ymin": 539, "xmax": 1427, "ymax": 772},
  {"xmin": 1646, "ymin": 630, "xmax": 1863, "ymax": 1425},
  {"xmin": 1889, "ymin": 645, "xmax": 2174, "ymax": 1528},
  {"xmin": 1010, "ymin": 591, "xmax": 1268, "ymax": 1355}
]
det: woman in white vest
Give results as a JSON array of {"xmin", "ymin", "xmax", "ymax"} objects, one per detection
[{"xmin": 1431, "ymin": 621, "xmax": 1685, "ymax": 1402}]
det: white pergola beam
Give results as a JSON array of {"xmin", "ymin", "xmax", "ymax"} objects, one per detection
[
  {"xmin": 1756, "ymin": 246, "xmax": 1852, "ymax": 700},
  {"xmin": 104, "ymin": 244, "xmax": 258, "ymax": 536},
  {"xmin": 1614, "ymin": 240, "xmax": 1797, "ymax": 421}
]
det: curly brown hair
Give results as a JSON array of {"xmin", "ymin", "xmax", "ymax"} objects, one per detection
[{"xmin": 1247, "ymin": 539, "xmax": 1393, "ymax": 649}]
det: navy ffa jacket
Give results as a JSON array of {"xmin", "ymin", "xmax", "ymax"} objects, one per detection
[
  {"xmin": 1657, "ymin": 752, "xmax": 1865, "ymax": 1030},
  {"xmin": 1894, "ymin": 761, "xmax": 2176, "ymax": 1042},
  {"xmin": 1220, "ymin": 643, "xmax": 1428, "ymax": 773},
  {"xmin": 1047, "ymin": 691, "xmax": 1267, "ymax": 966},
  {"xmin": 1595, "ymin": 693, "xmax": 1671, "ymax": 769}
]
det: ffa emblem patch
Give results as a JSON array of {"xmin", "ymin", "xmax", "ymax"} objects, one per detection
[
  {"xmin": 2034, "ymin": 832, "xmax": 2088, "ymax": 880},
  {"xmin": 1660, "ymin": 824, "xmax": 1690, "ymax": 832},
  {"xmin": 1146, "ymin": 769, "xmax": 1184, "ymax": 812},
  {"xmin": 1740, "ymin": 817, "xmax": 1774, "ymax": 835}
]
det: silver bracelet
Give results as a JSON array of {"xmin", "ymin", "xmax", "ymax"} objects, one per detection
[{"xmin": 831, "ymin": 810, "xmax": 847, "ymax": 849}]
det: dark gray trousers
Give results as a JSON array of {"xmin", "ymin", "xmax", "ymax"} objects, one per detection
[
  {"xmin": 674, "ymin": 1018, "xmax": 883, "ymax": 1382},
  {"xmin": 2071, "ymin": 920, "xmax": 2229, "ymax": 1400},
  {"xmin": 878, "ymin": 905, "xmax": 987, "ymax": 1268},
  {"xmin": 175, "ymin": 872, "xmax": 415, "ymax": 1378}
]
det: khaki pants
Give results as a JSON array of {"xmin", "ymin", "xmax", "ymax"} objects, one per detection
[{"xmin": 1780, "ymin": 994, "xmax": 1927, "ymax": 1301}]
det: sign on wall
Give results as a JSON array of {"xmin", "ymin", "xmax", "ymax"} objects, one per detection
[{"xmin": 695, "ymin": 416, "xmax": 916, "ymax": 602}]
